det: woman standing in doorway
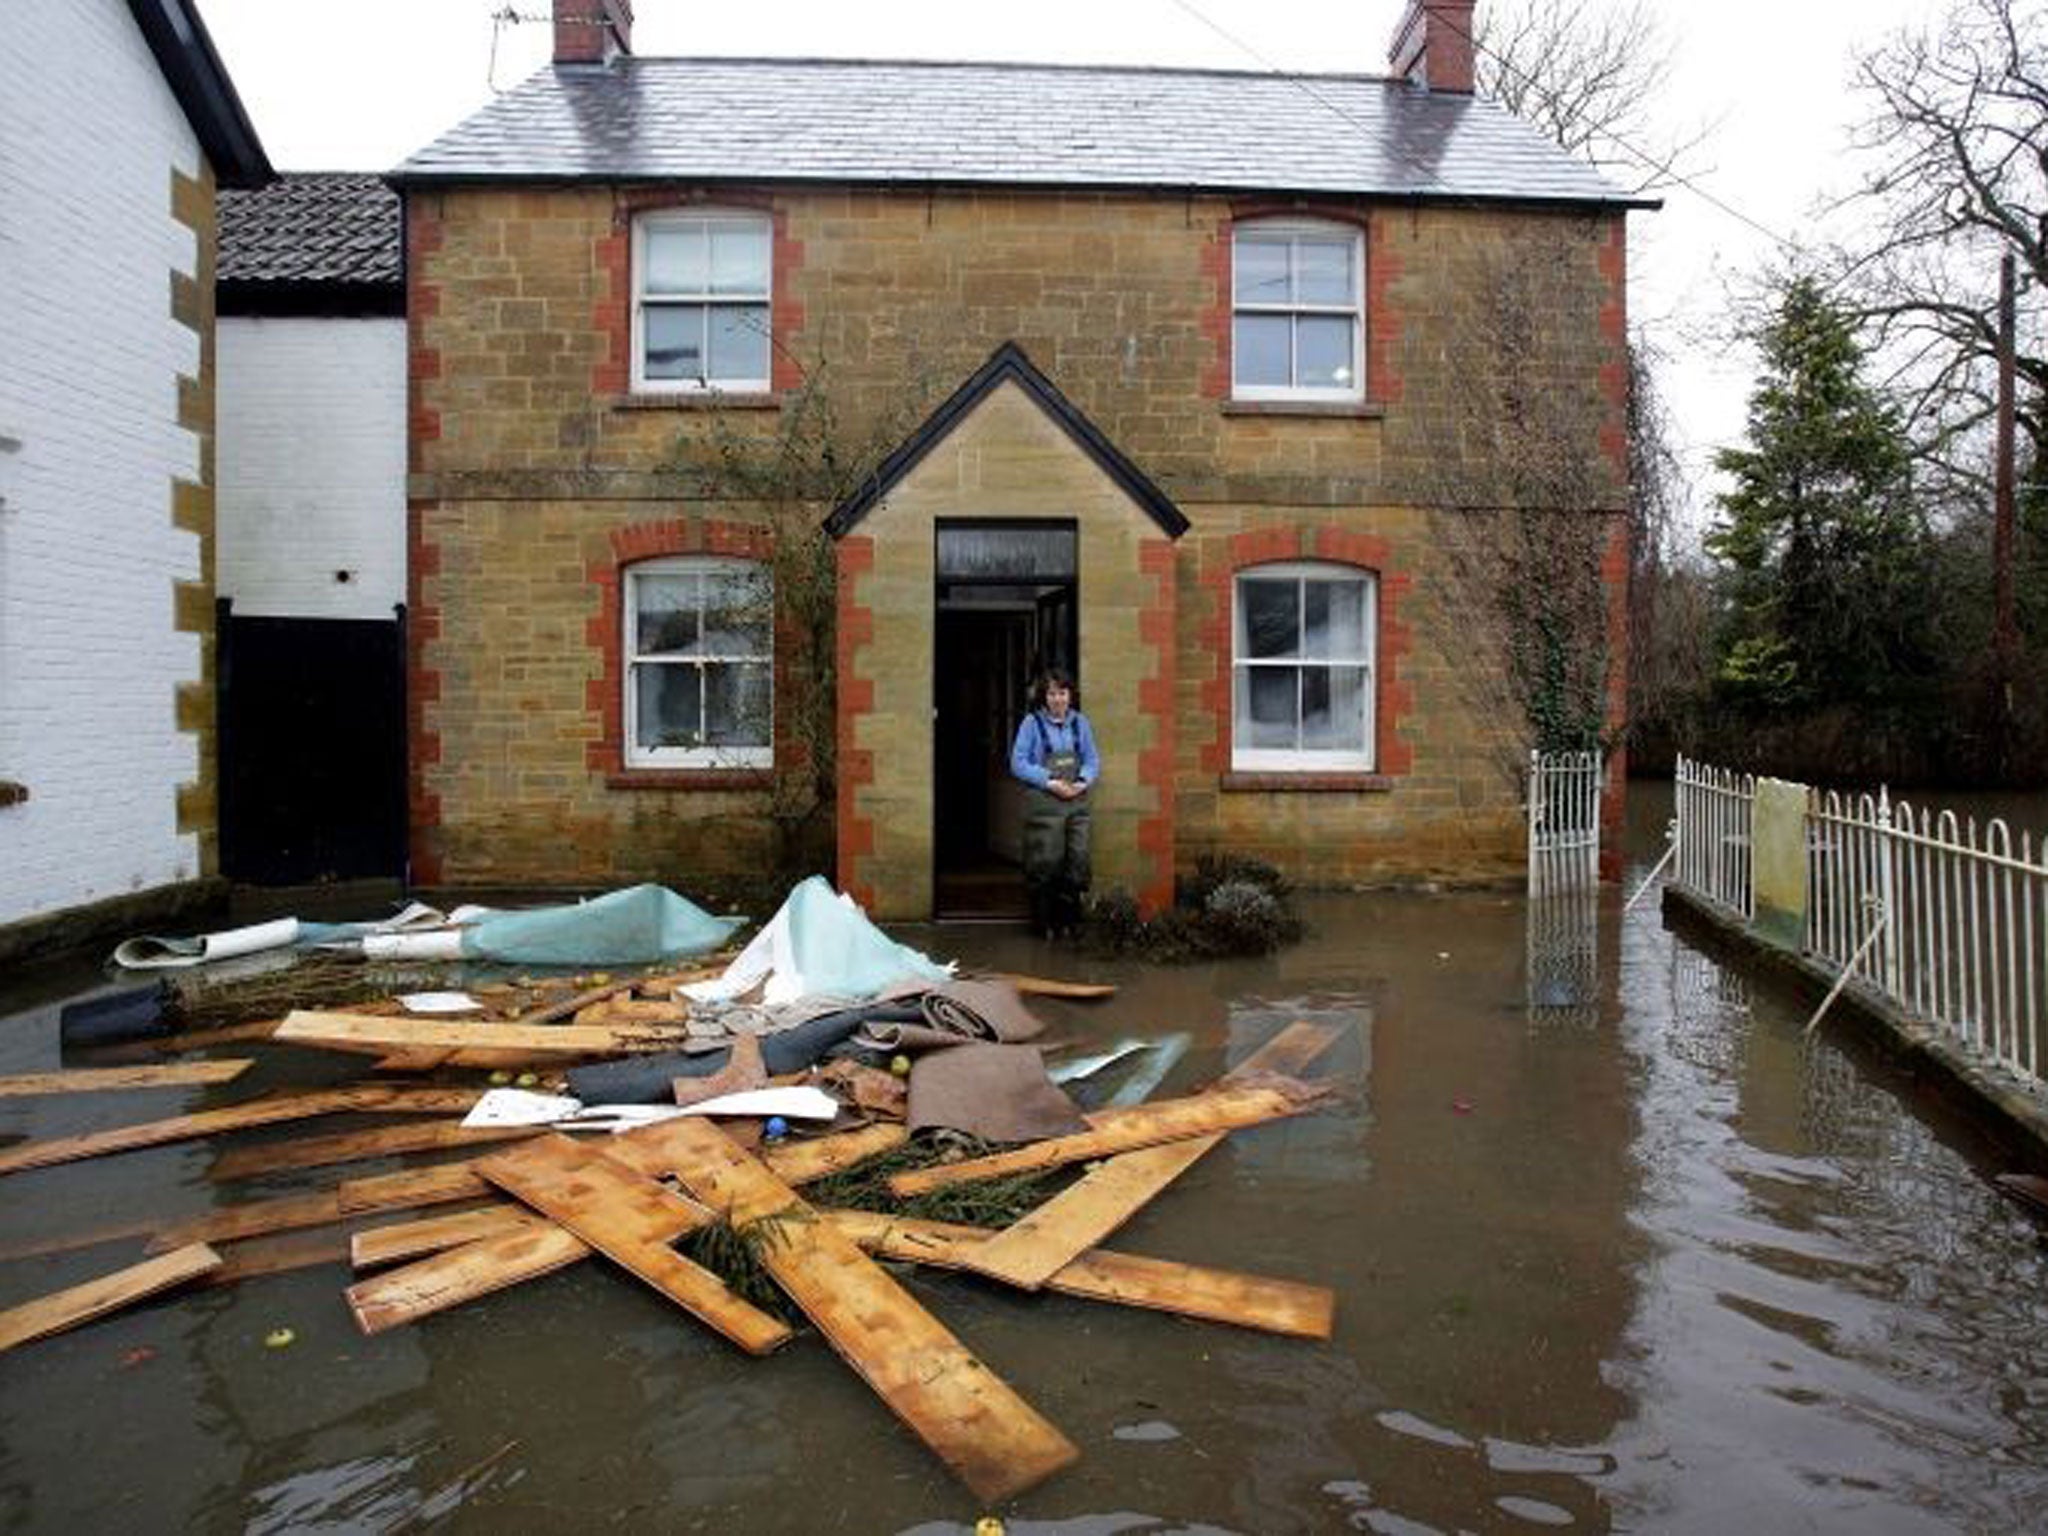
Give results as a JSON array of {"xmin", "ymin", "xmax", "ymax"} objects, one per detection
[{"xmin": 1010, "ymin": 666, "xmax": 1099, "ymax": 937}]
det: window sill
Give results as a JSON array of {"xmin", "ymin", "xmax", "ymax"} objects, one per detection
[
  {"xmin": 1221, "ymin": 771, "xmax": 1394, "ymax": 793},
  {"xmin": 1220, "ymin": 400, "xmax": 1385, "ymax": 420},
  {"xmin": 0, "ymin": 780, "xmax": 27, "ymax": 808},
  {"xmin": 610, "ymin": 392, "xmax": 781, "ymax": 413},
  {"xmin": 606, "ymin": 769, "xmax": 773, "ymax": 791}
]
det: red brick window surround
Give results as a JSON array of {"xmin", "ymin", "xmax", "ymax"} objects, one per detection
[
  {"xmin": 1204, "ymin": 208, "xmax": 1378, "ymax": 408},
  {"xmin": 595, "ymin": 193, "xmax": 805, "ymax": 400},
  {"xmin": 586, "ymin": 520, "xmax": 779, "ymax": 790},
  {"xmin": 1199, "ymin": 527, "xmax": 1415, "ymax": 790}
]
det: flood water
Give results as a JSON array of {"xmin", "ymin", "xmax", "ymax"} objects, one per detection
[{"xmin": 3, "ymin": 788, "xmax": 2048, "ymax": 1533}]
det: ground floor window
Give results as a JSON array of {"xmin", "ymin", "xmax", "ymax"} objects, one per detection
[
  {"xmin": 624, "ymin": 556, "xmax": 772, "ymax": 768},
  {"xmin": 1232, "ymin": 561, "xmax": 1376, "ymax": 771}
]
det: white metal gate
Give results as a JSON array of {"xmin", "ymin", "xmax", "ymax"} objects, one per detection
[{"xmin": 1528, "ymin": 749, "xmax": 1603, "ymax": 895}]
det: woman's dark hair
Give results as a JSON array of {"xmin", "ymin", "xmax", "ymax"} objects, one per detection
[{"xmin": 1028, "ymin": 666, "xmax": 1078, "ymax": 711}]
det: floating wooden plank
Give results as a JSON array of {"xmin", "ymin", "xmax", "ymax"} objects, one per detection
[
  {"xmin": 0, "ymin": 1244, "xmax": 221, "ymax": 1352},
  {"xmin": 346, "ymin": 1220, "xmax": 592, "ymax": 1335},
  {"xmin": 989, "ymin": 972, "xmax": 1116, "ymax": 1000},
  {"xmin": 211, "ymin": 1119, "xmax": 537, "ymax": 1181},
  {"xmin": 354, "ymin": 1129, "xmax": 896, "ymax": 1273},
  {"xmin": 367, "ymin": 1046, "xmax": 546, "ymax": 1072},
  {"xmin": 885, "ymin": 1081, "xmax": 1333, "ymax": 1198},
  {"xmin": 148, "ymin": 1189, "xmax": 344, "ymax": 1253},
  {"xmin": 575, "ymin": 997, "xmax": 690, "ymax": 1029},
  {"xmin": 759, "ymin": 1122, "xmax": 907, "ymax": 1183},
  {"xmin": 960, "ymin": 1021, "xmax": 1346, "ymax": 1290},
  {"xmin": 0, "ymin": 1215, "xmax": 166, "ymax": 1263},
  {"xmin": 200, "ymin": 1228, "xmax": 354, "ymax": 1287},
  {"xmin": 0, "ymin": 1088, "xmax": 378, "ymax": 1178},
  {"xmin": 0, "ymin": 1060, "xmax": 254, "ymax": 1096},
  {"xmin": 153, "ymin": 1019, "xmax": 283, "ymax": 1052},
  {"xmin": 826, "ymin": 1210, "xmax": 1335, "ymax": 1340},
  {"xmin": 275, "ymin": 1010, "xmax": 693, "ymax": 1061},
  {"xmin": 1219, "ymin": 1020, "xmax": 1345, "ymax": 1084},
  {"xmin": 960, "ymin": 1149, "xmax": 1210, "ymax": 1292},
  {"xmin": 146, "ymin": 1165, "xmax": 496, "ymax": 1254},
  {"xmin": 350, "ymin": 1205, "xmax": 539, "ymax": 1270},
  {"xmin": 477, "ymin": 1134, "xmax": 789, "ymax": 1355},
  {"xmin": 337, "ymin": 1161, "xmax": 494, "ymax": 1214},
  {"xmin": 340, "ymin": 1085, "xmax": 487, "ymax": 1115},
  {"xmin": 636, "ymin": 1117, "xmax": 1077, "ymax": 1504}
]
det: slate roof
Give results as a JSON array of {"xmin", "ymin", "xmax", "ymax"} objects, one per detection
[
  {"xmin": 391, "ymin": 57, "xmax": 1650, "ymax": 208},
  {"xmin": 218, "ymin": 173, "xmax": 403, "ymax": 313}
]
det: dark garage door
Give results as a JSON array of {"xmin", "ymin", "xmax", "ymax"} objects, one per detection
[{"xmin": 218, "ymin": 607, "xmax": 406, "ymax": 885}]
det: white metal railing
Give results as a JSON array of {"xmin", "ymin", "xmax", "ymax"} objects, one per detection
[
  {"xmin": 1528, "ymin": 749, "xmax": 1603, "ymax": 895},
  {"xmin": 1807, "ymin": 789, "xmax": 2046, "ymax": 1086},
  {"xmin": 1673, "ymin": 754, "xmax": 1754, "ymax": 918},
  {"xmin": 1673, "ymin": 757, "xmax": 2047, "ymax": 1089}
]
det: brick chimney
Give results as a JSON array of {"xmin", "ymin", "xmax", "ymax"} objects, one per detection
[
  {"xmin": 555, "ymin": 0, "xmax": 633, "ymax": 65},
  {"xmin": 1388, "ymin": 0, "xmax": 1475, "ymax": 93}
]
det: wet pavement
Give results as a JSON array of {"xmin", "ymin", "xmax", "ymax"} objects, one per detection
[{"xmin": 2, "ymin": 790, "xmax": 2047, "ymax": 1533}]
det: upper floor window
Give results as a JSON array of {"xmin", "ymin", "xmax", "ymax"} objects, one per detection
[
  {"xmin": 1232, "ymin": 221, "xmax": 1364, "ymax": 402},
  {"xmin": 624, "ymin": 556, "xmax": 773, "ymax": 768},
  {"xmin": 1233, "ymin": 561, "xmax": 1376, "ymax": 771},
  {"xmin": 632, "ymin": 211, "xmax": 771, "ymax": 393}
]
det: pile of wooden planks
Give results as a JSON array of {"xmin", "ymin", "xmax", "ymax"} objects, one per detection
[
  {"xmin": 328, "ymin": 1020, "xmax": 1344, "ymax": 1501},
  {"xmin": 0, "ymin": 961, "xmax": 1345, "ymax": 1506}
]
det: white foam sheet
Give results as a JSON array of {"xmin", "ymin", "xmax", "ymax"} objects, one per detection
[
  {"xmin": 113, "ymin": 918, "xmax": 303, "ymax": 970},
  {"xmin": 361, "ymin": 930, "xmax": 468, "ymax": 962},
  {"xmin": 461, "ymin": 1084, "xmax": 840, "ymax": 1133},
  {"xmin": 682, "ymin": 876, "xmax": 950, "ymax": 1006}
]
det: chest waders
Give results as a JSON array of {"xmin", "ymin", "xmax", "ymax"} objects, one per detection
[{"xmin": 1022, "ymin": 725, "xmax": 1091, "ymax": 936}]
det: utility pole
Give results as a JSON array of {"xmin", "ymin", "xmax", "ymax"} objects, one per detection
[{"xmin": 1992, "ymin": 251, "xmax": 2018, "ymax": 765}]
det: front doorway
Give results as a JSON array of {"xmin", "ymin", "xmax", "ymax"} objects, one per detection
[{"xmin": 932, "ymin": 521, "xmax": 1078, "ymax": 919}]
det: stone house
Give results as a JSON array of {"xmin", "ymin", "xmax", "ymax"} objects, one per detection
[
  {"xmin": 0, "ymin": 0, "xmax": 269, "ymax": 959},
  {"xmin": 392, "ymin": 0, "xmax": 1646, "ymax": 920}
]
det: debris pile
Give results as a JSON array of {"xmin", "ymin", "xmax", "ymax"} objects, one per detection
[{"xmin": 1, "ymin": 880, "xmax": 1345, "ymax": 1505}]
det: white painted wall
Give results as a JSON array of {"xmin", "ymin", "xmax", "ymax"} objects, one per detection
[
  {"xmin": 217, "ymin": 316, "xmax": 407, "ymax": 619},
  {"xmin": 0, "ymin": 0, "xmax": 208, "ymax": 926}
]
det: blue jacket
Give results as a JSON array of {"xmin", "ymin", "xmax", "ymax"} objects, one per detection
[{"xmin": 1010, "ymin": 709, "xmax": 1099, "ymax": 792}]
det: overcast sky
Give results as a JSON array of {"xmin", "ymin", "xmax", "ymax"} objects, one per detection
[{"xmin": 194, "ymin": 0, "xmax": 1940, "ymax": 532}]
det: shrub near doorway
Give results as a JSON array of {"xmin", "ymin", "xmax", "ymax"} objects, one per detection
[{"xmin": 1082, "ymin": 855, "xmax": 1306, "ymax": 962}]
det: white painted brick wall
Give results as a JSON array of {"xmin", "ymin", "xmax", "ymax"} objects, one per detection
[
  {"xmin": 0, "ymin": 0, "xmax": 208, "ymax": 926},
  {"xmin": 218, "ymin": 317, "xmax": 407, "ymax": 620}
]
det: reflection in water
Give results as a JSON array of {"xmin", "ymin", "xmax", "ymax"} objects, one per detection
[
  {"xmin": 1526, "ymin": 886, "xmax": 1601, "ymax": 1028},
  {"xmin": 1604, "ymin": 864, "xmax": 2048, "ymax": 1533}
]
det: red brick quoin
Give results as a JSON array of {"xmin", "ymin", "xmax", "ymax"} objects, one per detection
[
  {"xmin": 402, "ymin": 199, "xmax": 447, "ymax": 882},
  {"xmin": 593, "ymin": 191, "xmax": 807, "ymax": 398},
  {"xmin": 584, "ymin": 517, "xmax": 777, "ymax": 783},
  {"xmin": 832, "ymin": 537, "xmax": 878, "ymax": 911},
  {"xmin": 1134, "ymin": 539, "xmax": 1178, "ymax": 914},
  {"xmin": 405, "ymin": 501, "xmax": 445, "ymax": 886},
  {"xmin": 1195, "ymin": 525, "xmax": 1414, "ymax": 778}
]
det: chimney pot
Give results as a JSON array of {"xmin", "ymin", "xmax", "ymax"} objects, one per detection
[
  {"xmin": 555, "ymin": 0, "xmax": 633, "ymax": 66},
  {"xmin": 1388, "ymin": 0, "xmax": 1475, "ymax": 94}
]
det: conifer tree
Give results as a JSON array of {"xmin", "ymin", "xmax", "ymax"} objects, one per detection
[{"xmin": 1708, "ymin": 276, "xmax": 1933, "ymax": 710}]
